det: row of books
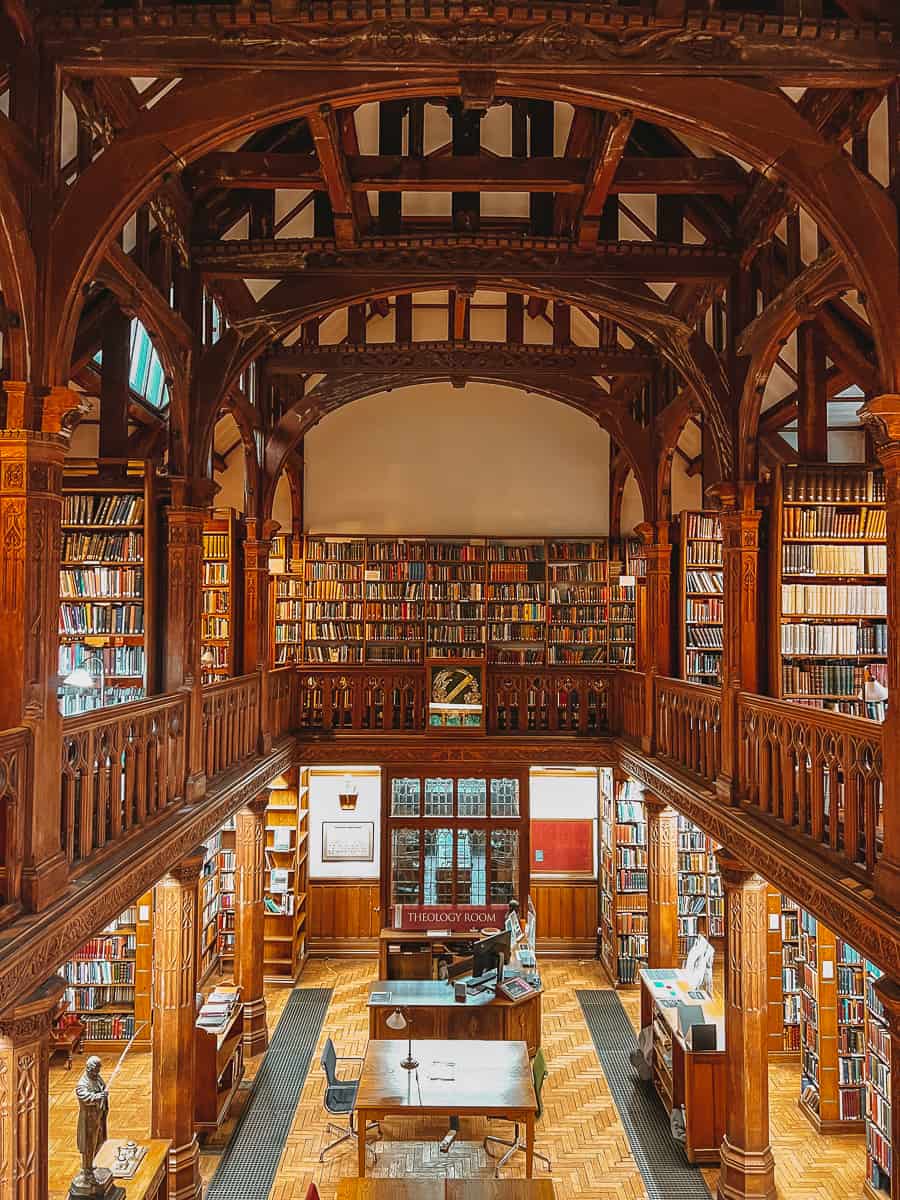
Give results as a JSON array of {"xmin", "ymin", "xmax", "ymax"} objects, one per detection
[
  {"xmin": 686, "ymin": 543, "xmax": 722, "ymax": 566},
  {"xmin": 782, "ymin": 585, "xmax": 887, "ymax": 616},
  {"xmin": 62, "ymin": 960, "xmax": 135, "ymax": 984},
  {"xmin": 686, "ymin": 598, "xmax": 723, "ymax": 623},
  {"xmin": 63, "ymin": 985, "xmax": 134, "ymax": 1010},
  {"xmin": 686, "ymin": 627, "xmax": 724, "ymax": 649},
  {"xmin": 203, "ymin": 533, "xmax": 229, "ymax": 558},
  {"xmin": 81, "ymin": 1014, "xmax": 135, "ymax": 1041},
  {"xmin": 782, "ymin": 544, "xmax": 886, "ymax": 576},
  {"xmin": 780, "ymin": 622, "xmax": 887, "ymax": 655},
  {"xmin": 62, "ymin": 531, "xmax": 143, "ymax": 562},
  {"xmin": 781, "ymin": 663, "xmax": 868, "ymax": 697},
  {"xmin": 203, "ymin": 562, "xmax": 229, "ymax": 585},
  {"xmin": 58, "ymin": 644, "xmax": 145, "ymax": 677},
  {"xmin": 60, "ymin": 603, "xmax": 144, "ymax": 634},
  {"xmin": 686, "ymin": 570, "xmax": 723, "ymax": 594},
  {"xmin": 60, "ymin": 568, "xmax": 143, "ymax": 597},
  {"xmin": 783, "ymin": 468, "xmax": 884, "ymax": 503},
  {"xmin": 64, "ymin": 493, "xmax": 144, "ymax": 526},
  {"xmin": 783, "ymin": 506, "xmax": 886, "ymax": 539},
  {"xmin": 684, "ymin": 514, "xmax": 722, "ymax": 539}
]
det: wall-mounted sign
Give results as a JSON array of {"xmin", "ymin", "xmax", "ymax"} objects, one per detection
[
  {"xmin": 392, "ymin": 904, "xmax": 509, "ymax": 932},
  {"xmin": 322, "ymin": 821, "xmax": 375, "ymax": 863}
]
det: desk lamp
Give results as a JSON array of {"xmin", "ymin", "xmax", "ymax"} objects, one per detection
[
  {"xmin": 385, "ymin": 1008, "xmax": 418, "ymax": 1070},
  {"xmin": 62, "ymin": 650, "xmax": 106, "ymax": 709}
]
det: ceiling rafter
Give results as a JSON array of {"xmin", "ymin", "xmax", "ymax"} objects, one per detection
[
  {"xmin": 307, "ymin": 104, "xmax": 358, "ymax": 247},
  {"xmin": 576, "ymin": 110, "xmax": 635, "ymax": 249}
]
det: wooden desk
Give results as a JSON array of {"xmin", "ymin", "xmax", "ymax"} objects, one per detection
[
  {"xmin": 95, "ymin": 1139, "xmax": 170, "ymax": 1200},
  {"xmin": 368, "ymin": 980, "xmax": 542, "ymax": 1057},
  {"xmin": 378, "ymin": 929, "xmax": 483, "ymax": 980},
  {"xmin": 337, "ymin": 1181, "xmax": 556, "ymax": 1200},
  {"xmin": 354, "ymin": 1039, "xmax": 537, "ymax": 1179},
  {"xmin": 639, "ymin": 969, "xmax": 726, "ymax": 1164}
]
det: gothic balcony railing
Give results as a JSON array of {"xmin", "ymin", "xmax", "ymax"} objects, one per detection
[
  {"xmin": 268, "ymin": 665, "xmax": 297, "ymax": 739},
  {"xmin": 0, "ymin": 726, "xmax": 30, "ymax": 913},
  {"xmin": 296, "ymin": 668, "xmax": 426, "ymax": 732},
  {"xmin": 487, "ymin": 669, "xmax": 613, "ymax": 735},
  {"xmin": 655, "ymin": 676, "xmax": 722, "ymax": 787},
  {"xmin": 615, "ymin": 668, "xmax": 647, "ymax": 743},
  {"xmin": 60, "ymin": 693, "xmax": 187, "ymax": 868},
  {"xmin": 201, "ymin": 673, "xmax": 261, "ymax": 779},
  {"xmin": 738, "ymin": 693, "xmax": 884, "ymax": 880}
]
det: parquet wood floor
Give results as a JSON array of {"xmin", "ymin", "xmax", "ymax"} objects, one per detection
[{"xmin": 47, "ymin": 958, "xmax": 867, "ymax": 1200}]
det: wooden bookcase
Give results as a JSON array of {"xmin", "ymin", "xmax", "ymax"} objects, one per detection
[
  {"xmin": 865, "ymin": 962, "xmax": 893, "ymax": 1198},
  {"xmin": 676, "ymin": 510, "xmax": 724, "ymax": 685},
  {"xmin": 547, "ymin": 539, "xmax": 609, "ymax": 665},
  {"xmin": 61, "ymin": 905, "xmax": 144, "ymax": 1049},
  {"xmin": 58, "ymin": 470, "xmax": 155, "ymax": 714},
  {"xmin": 197, "ymin": 830, "xmax": 223, "ymax": 986},
  {"xmin": 201, "ymin": 508, "xmax": 237, "ymax": 682},
  {"xmin": 426, "ymin": 539, "xmax": 487, "ymax": 660},
  {"xmin": 216, "ymin": 816, "xmax": 237, "ymax": 965},
  {"xmin": 600, "ymin": 773, "xmax": 648, "ymax": 987},
  {"xmin": 772, "ymin": 464, "xmax": 886, "ymax": 717},
  {"xmin": 263, "ymin": 769, "xmax": 309, "ymax": 983},
  {"xmin": 486, "ymin": 541, "xmax": 546, "ymax": 666},
  {"xmin": 798, "ymin": 910, "xmax": 866, "ymax": 1131},
  {"xmin": 766, "ymin": 889, "xmax": 801, "ymax": 1060},
  {"xmin": 304, "ymin": 536, "xmax": 366, "ymax": 663},
  {"xmin": 676, "ymin": 815, "xmax": 723, "ymax": 960},
  {"xmin": 608, "ymin": 540, "xmax": 637, "ymax": 668},
  {"xmin": 366, "ymin": 539, "xmax": 426, "ymax": 664}
]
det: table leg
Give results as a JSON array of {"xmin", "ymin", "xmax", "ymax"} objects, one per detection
[
  {"xmin": 357, "ymin": 1109, "xmax": 368, "ymax": 1177},
  {"xmin": 524, "ymin": 1112, "xmax": 535, "ymax": 1178}
]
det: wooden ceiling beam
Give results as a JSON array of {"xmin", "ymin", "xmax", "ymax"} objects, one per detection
[
  {"xmin": 263, "ymin": 341, "xmax": 656, "ymax": 376},
  {"xmin": 576, "ymin": 111, "xmax": 635, "ymax": 249},
  {"xmin": 187, "ymin": 151, "xmax": 749, "ymax": 196},
  {"xmin": 307, "ymin": 104, "xmax": 357, "ymax": 247},
  {"xmin": 192, "ymin": 239, "xmax": 737, "ymax": 281}
]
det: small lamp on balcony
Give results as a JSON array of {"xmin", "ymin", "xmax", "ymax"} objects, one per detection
[
  {"xmin": 338, "ymin": 774, "xmax": 359, "ymax": 812},
  {"xmin": 62, "ymin": 650, "xmax": 105, "ymax": 709},
  {"xmin": 864, "ymin": 671, "xmax": 888, "ymax": 705},
  {"xmin": 385, "ymin": 1007, "xmax": 417, "ymax": 1070}
]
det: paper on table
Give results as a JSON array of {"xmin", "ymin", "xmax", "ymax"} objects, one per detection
[{"xmin": 428, "ymin": 1060, "xmax": 456, "ymax": 1081}]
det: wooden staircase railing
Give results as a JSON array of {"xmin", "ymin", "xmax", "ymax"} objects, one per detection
[{"xmin": 655, "ymin": 676, "xmax": 722, "ymax": 786}]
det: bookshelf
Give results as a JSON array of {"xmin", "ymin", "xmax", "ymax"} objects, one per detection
[
  {"xmin": 677, "ymin": 511, "xmax": 724, "ymax": 685},
  {"xmin": 58, "ymin": 477, "xmax": 152, "ymax": 715},
  {"xmin": 798, "ymin": 911, "xmax": 866, "ymax": 1131},
  {"xmin": 772, "ymin": 464, "xmax": 886, "ymax": 716},
  {"xmin": 263, "ymin": 769, "xmax": 309, "ymax": 982},
  {"xmin": 600, "ymin": 773, "xmax": 648, "ymax": 986},
  {"xmin": 676, "ymin": 815, "xmax": 723, "ymax": 960},
  {"xmin": 304, "ymin": 537, "xmax": 366, "ymax": 664},
  {"xmin": 486, "ymin": 541, "xmax": 546, "ymax": 666},
  {"xmin": 426, "ymin": 539, "xmax": 487, "ymax": 661},
  {"xmin": 61, "ymin": 906, "xmax": 143, "ymax": 1049},
  {"xmin": 201, "ymin": 509, "xmax": 237, "ymax": 682},
  {"xmin": 547, "ymin": 539, "xmax": 609, "ymax": 665},
  {"xmin": 198, "ymin": 829, "xmax": 223, "ymax": 986},
  {"xmin": 766, "ymin": 890, "xmax": 801, "ymax": 1060},
  {"xmin": 608, "ymin": 541, "xmax": 637, "ymax": 668},
  {"xmin": 865, "ymin": 964, "xmax": 893, "ymax": 1198},
  {"xmin": 366, "ymin": 539, "xmax": 426, "ymax": 664},
  {"xmin": 217, "ymin": 816, "xmax": 237, "ymax": 965}
]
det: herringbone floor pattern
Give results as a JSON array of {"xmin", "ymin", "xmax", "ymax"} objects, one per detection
[{"xmin": 47, "ymin": 958, "xmax": 867, "ymax": 1199}]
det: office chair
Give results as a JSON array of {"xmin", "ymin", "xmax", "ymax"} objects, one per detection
[
  {"xmin": 318, "ymin": 1037, "xmax": 379, "ymax": 1165},
  {"xmin": 483, "ymin": 1046, "xmax": 552, "ymax": 1175}
]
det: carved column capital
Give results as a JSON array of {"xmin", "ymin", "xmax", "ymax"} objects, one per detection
[
  {"xmin": 859, "ymin": 394, "xmax": 900, "ymax": 451},
  {"xmin": 164, "ymin": 847, "xmax": 207, "ymax": 886},
  {"xmin": 243, "ymin": 792, "xmax": 270, "ymax": 817},
  {"xmin": 715, "ymin": 849, "xmax": 766, "ymax": 893}
]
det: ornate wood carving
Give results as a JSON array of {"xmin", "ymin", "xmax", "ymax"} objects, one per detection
[
  {"xmin": 152, "ymin": 848, "xmax": 205, "ymax": 1200},
  {"xmin": 715, "ymin": 851, "xmax": 776, "ymax": 1200},
  {"xmin": 644, "ymin": 794, "xmax": 679, "ymax": 970},
  {"xmin": 234, "ymin": 794, "xmax": 268, "ymax": 1056}
]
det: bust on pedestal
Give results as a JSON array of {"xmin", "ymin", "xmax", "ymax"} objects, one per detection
[{"xmin": 68, "ymin": 1057, "xmax": 125, "ymax": 1199}]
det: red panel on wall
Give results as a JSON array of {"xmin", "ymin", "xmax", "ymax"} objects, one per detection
[{"xmin": 530, "ymin": 819, "xmax": 594, "ymax": 875}]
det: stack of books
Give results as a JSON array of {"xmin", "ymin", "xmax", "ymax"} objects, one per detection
[{"xmin": 196, "ymin": 985, "xmax": 241, "ymax": 1030}]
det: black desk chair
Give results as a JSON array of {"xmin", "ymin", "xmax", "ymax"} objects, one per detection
[{"xmin": 318, "ymin": 1037, "xmax": 379, "ymax": 1165}]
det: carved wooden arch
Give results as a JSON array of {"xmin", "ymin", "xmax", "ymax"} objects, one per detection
[
  {"xmin": 259, "ymin": 369, "xmax": 655, "ymax": 521},
  {"xmin": 46, "ymin": 70, "xmax": 899, "ymax": 402},
  {"xmin": 655, "ymin": 387, "xmax": 702, "ymax": 522},
  {"xmin": 213, "ymin": 396, "xmax": 261, "ymax": 520},
  {"xmin": 0, "ymin": 116, "xmax": 37, "ymax": 382},
  {"xmin": 608, "ymin": 454, "xmax": 635, "ymax": 540},
  {"xmin": 194, "ymin": 275, "xmax": 731, "ymax": 483},
  {"xmin": 735, "ymin": 249, "xmax": 854, "ymax": 478}
]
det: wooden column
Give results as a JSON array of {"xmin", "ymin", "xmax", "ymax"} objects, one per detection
[
  {"xmin": 644, "ymin": 794, "xmax": 679, "ymax": 970},
  {"xmin": 164, "ymin": 485, "xmax": 207, "ymax": 801},
  {"xmin": 858, "ymin": 396, "xmax": 900, "ymax": 910},
  {"xmin": 797, "ymin": 323, "xmax": 828, "ymax": 463},
  {"xmin": 152, "ymin": 848, "xmax": 205, "ymax": 1200},
  {"xmin": 708, "ymin": 483, "xmax": 763, "ymax": 807},
  {"xmin": 0, "ymin": 975, "xmax": 66, "ymax": 1200},
  {"xmin": 242, "ymin": 518, "xmax": 277, "ymax": 753},
  {"xmin": 635, "ymin": 521, "xmax": 672, "ymax": 753},
  {"xmin": 871, "ymin": 976, "xmax": 900, "ymax": 1200},
  {"xmin": 235, "ymin": 793, "xmax": 269, "ymax": 1056},
  {"xmin": 0, "ymin": 422, "xmax": 69, "ymax": 910},
  {"xmin": 715, "ymin": 850, "xmax": 776, "ymax": 1200}
]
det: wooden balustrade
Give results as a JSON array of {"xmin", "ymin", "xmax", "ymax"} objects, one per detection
[
  {"xmin": 487, "ymin": 669, "xmax": 613, "ymax": 734},
  {"xmin": 60, "ymin": 694, "xmax": 187, "ymax": 868},
  {"xmin": 201, "ymin": 673, "xmax": 261, "ymax": 780},
  {"xmin": 655, "ymin": 676, "xmax": 722, "ymax": 785},
  {"xmin": 0, "ymin": 727, "xmax": 30, "ymax": 913},
  {"xmin": 296, "ymin": 669, "xmax": 426, "ymax": 731},
  {"xmin": 268, "ymin": 665, "xmax": 296, "ymax": 738},
  {"xmin": 738, "ymin": 693, "xmax": 884, "ymax": 880},
  {"xmin": 615, "ymin": 669, "xmax": 647, "ymax": 742}
]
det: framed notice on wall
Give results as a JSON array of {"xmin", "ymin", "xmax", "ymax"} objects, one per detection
[
  {"xmin": 530, "ymin": 818, "xmax": 595, "ymax": 877},
  {"xmin": 322, "ymin": 821, "xmax": 375, "ymax": 863}
]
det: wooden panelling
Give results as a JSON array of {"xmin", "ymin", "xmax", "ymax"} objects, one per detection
[
  {"xmin": 309, "ymin": 879, "xmax": 382, "ymax": 954},
  {"xmin": 532, "ymin": 879, "xmax": 598, "ymax": 956}
]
